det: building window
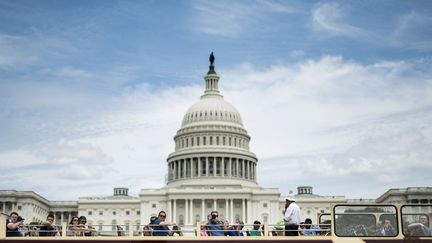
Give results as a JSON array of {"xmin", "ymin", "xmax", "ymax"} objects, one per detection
[
  {"xmin": 207, "ymin": 202, "xmax": 212, "ymax": 209},
  {"xmin": 113, "ymin": 211, "xmax": 117, "ymax": 215},
  {"xmin": 17, "ymin": 206, "xmax": 22, "ymax": 210},
  {"xmin": 263, "ymin": 203, "xmax": 268, "ymax": 208},
  {"xmin": 137, "ymin": 211, "xmax": 140, "ymax": 215},
  {"xmin": 112, "ymin": 220, "xmax": 117, "ymax": 231},
  {"xmin": 99, "ymin": 211, "xmax": 103, "ymax": 215},
  {"xmin": 152, "ymin": 204, "xmax": 157, "ymax": 208},
  {"xmin": 88, "ymin": 211, "xmax": 92, "ymax": 215},
  {"xmin": 126, "ymin": 211, "xmax": 130, "ymax": 215}
]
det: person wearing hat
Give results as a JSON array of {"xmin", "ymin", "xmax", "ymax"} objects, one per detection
[{"xmin": 284, "ymin": 197, "xmax": 301, "ymax": 236}]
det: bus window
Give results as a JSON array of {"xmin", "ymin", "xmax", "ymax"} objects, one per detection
[
  {"xmin": 319, "ymin": 213, "xmax": 331, "ymax": 236},
  {"xmin": 334, "ymin": 205, "xmax": 397, "ymax": 237},
  {"xmin": 401, "ymin": 205, "xmax": 432, "ymax": 237}
]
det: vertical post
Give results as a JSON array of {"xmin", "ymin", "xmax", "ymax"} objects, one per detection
[
  {"xmin": 61, "ymin": 222, "xmax": 67, "ymax": 238},
  {"xmin": 129, "ymin": 222, "xmax": 133, "ymax": 237},
  {"xmin": 0, "ymin": 216, "xmax": 6, "ymax": 239}
]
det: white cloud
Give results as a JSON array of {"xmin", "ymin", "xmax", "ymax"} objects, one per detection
[
  {"xmin": 191, "ymin": 1, "xmax": 296, "ymax": 37},
  {"xmin": 392, "ymin": 11, "xmax": 432, "ymax": 51},
  {"xmin": 2, "ymin": 55, "xmax": 431, "ymax": 200},
  {"xmin": 311, "ymin": 3, "xmax": 363, "ymax": 37}
]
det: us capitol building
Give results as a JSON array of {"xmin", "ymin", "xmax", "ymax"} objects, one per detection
[{"xmin": 1, "ymin": 54, "xmax": 431, "ymax": 231}]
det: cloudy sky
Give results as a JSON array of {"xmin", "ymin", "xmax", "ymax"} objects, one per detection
[{"xmin": 1, "ymin": 0, "xmax": 431, "ymax": 201}]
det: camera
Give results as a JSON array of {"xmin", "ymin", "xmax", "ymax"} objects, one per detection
[
  {"xmin": 17, "ymin": 216, "xmax": 24, "ymax": 222},
  {"xmin": 211, "ymin": 214, "xmax": 217, "ymax": 220}
]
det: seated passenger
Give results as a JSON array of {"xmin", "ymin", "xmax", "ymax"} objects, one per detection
[
  {"xmin": 248, "ymin": 220, "xmax": 262, "ymax": 236},
  {"xmin": 408, "ymin": 215, "xmax": 431, "ymax": 236},
  {"xmin": 78, "ymin": 216, "xmax": 95, "ymax": 236},
  {"xmin": 67, "ymin": 216, "xmax": 81, "ymax": 236},
  {"xmin": 199, "ymin": 220, "xmax": 208, "ymax": 236},
  {"xmin": 142, "ymin": 224, "xmax": 152, "ymax": 236},
  {"xmin": 6, "ymin": 212, "xmax": 24, "ymax": 237},
  {"xmin": 151, "ymin": 211, "xmax": 177, "ymax": 236},
  {"xmin": 206, "ymin": 211, "xmax": 227, "ymax": 236},
  {"xmin": 302, "ymin": 218, "xmax": 320, "ymax": 236},
  {"xmin": 39, "ymin": 214, "xmax": 57, "ymax": 237},
  {"xmin": 353, "ymin": 224, "xmax": 367, "ymax": 236},
  {"xmin": 377, "ymin": 219, "xmax": 396, "ymax": 236}
]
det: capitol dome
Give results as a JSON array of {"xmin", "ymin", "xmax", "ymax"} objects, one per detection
[
  {"xmin": 181, "ymin": 94, "xmax": 244, "ymax": 128},
  {"xmin": 166, "ymin": 53, "xmax": 258, "ymax": 187}
]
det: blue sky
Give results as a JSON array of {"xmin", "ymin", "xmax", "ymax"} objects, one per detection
[{"xmin": 1, "ymin": 0, "xmax": 431, "ymax": 200}]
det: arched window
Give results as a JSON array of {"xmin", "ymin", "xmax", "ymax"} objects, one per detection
[
  {"xmin": 203, "ymin": 136, "xmax": 206, "ymax": 145},
  {"xmin": 210, "ymin": 136, "xmax": 213, "ymax": 145}
]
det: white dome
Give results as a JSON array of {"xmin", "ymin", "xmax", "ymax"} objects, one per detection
[{"xmin": 181, "ymin": 94, "xmax": 244, "ymax": 127}]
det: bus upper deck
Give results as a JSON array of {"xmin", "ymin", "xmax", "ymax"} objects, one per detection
[{"xmin": 1, "ymin": 203, "xmax": 431, "ymax": 242}]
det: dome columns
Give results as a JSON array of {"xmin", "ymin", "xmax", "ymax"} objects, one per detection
[{"xmin": 167, "ymin": 156, "xmax": 257, "ymax": 182}]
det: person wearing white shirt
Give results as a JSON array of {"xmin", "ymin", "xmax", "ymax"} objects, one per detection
[{"xmin": 284, "ymin": 197, "xmax": 301, "ymax": 236}]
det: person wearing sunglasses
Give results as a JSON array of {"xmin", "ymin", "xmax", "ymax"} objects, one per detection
[
  {"xmin": 151, "ymin": 211, "xmax": 177, "ymax": 236},
  {"xmin": 67, "ymin": 216, "xmax": 81, "ymax": 236},
  {"xmin": 206, "ymin": 211, "xmax": 226, "ymax": 236}
]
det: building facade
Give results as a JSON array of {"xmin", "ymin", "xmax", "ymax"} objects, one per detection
[{"xmin": 1, "ymin": 55, "xmax": 431, "ymax": 230}]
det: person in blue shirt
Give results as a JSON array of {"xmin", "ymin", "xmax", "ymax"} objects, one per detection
[
  {"xmin": 302, "ymin": 218, "xmax": 320, "ymax": 236},
  {"xmin": 206, "ymin": 211, "xmax": 227, "ymax": 236},
  {"xmin": 151, "ymin": 211, "xmax": 177, "ymax": 236}
]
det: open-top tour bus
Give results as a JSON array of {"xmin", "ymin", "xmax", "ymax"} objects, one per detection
[{"xmin": 1, "ymin": 203, "xmax": 431, "ymax": 242}]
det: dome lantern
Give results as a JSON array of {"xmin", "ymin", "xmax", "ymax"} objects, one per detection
[{"xmin": 204, "ymin": 52, "xmax": 221, "ymax": 96}]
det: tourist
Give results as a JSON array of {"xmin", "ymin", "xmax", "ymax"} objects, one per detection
[
  {"xmin": 206, "ymin": 211, "xmax": 226, "ymax": 236},
  {"xmin": 284, "ymin": 197, "xmax": 301, "ymax": 236},
  {"xmin": 6, "ymin": 212, "xmax": 24, "ymax": 237},
  {"xmin": 39, "ymin": 214, "xmax": 57, "ymax": 237},
  {"xmin": 151, "ymin": 211, "xmax": 177, "ymax": 236}
]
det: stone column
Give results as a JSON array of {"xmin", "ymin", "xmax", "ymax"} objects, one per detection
[
  {"xmin": 213, "ymin": 199, "xmax": 217, "ymax": 211},
  {"xmin": 242, "ymin": 199, "xmax": 246, "ymax": 222},
  {"xmin": 168, "ymin": 200, "xmax": 172, "ymax": 222},
  {"xmin": 213, "ymin": 157, "xmax": 216, "ymax": 177},
  {"xmin": 230, "ymin": 199, "xmax": 234, "ymax": 223},
  {"xmin": 183, "ymin": 159, "xmax": 186, "ymax": 178},
  {"xmin": 228, "ymin": 158, "xmax": 232, "ymax": 177},
  {"xmin": 190, "ymin": 159, "xmax": 194, "ymax": 178},
  {"xmin": 173, "ymin": 199, "xmax": 177, "ymax": 223},
  {"xmin": 206, "ymin": 157, "xmax": 209, "ymax": 177},
  {"xmin": 247, "ymin": 199, "xmax": 252, "ymax": 224},
  {"xmin": 236, "ymin": 159, "xmax": 240, "ymax": 177},
  {"xmin": 242, "ymin": 160, "xmax": 245, "ymax": 179},
  {"xmin": 190, "ymin": 199, "xmax": 194, "ymax": 225},
  {"xmin": 1, "ymin": 202, "xmax": 4, "ymax": 213},
  {"xmin": 221, "ymin": 158, "xmax": 225, "ymax": 177},
  {"xmin": 244, "ymin": 160, "xmax": 248, "ymax": 179},
  {"xmin": 201, "ymin": 200, "xmax": 205, "ymax": 221},
  {"xmin": 185, "ymin": 199, "xmax": 189, "ymax": 225},
  {"xmin": 225, "ymin": 199, "xmax": 228, "ymax": 221}
]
